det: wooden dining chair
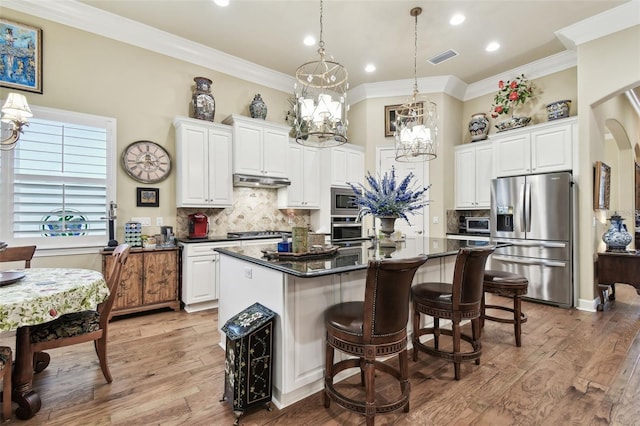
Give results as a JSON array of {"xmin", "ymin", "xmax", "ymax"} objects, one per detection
[
  {"xmin": 0, "ymin": 346, "xmax": 12, "ymax": 420},
  {"xmin": 0, "ymin": 245, "xmax": 36, "ymax": 268},
  {"xmin": 28, "ymin": 244, "xmax": 130, "ymax": 383}
]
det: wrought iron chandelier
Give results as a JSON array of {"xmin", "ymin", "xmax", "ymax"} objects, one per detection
[
  {"xmin": 395, "ymin": 7, "xmax": 438, "ymax": 162},
  {"xmin": 1, "ymin": 92, "xmax": 32, "ymax": 151},
  {"xmin": 294, "ymin": 0, "xmax": 348, "ymax": 148}
]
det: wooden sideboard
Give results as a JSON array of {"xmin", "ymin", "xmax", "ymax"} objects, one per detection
[
  {"xmin": 595, "ymin": 251, "xmax": 640, "ymax": 311},
  {"xmin": 101, "ymin": 247, "xmax": 180, "ymax": 317}
]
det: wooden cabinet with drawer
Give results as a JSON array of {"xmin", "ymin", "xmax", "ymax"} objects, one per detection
[{"xmin": 101, "ymin": 247, "xmax": 180, "ymax": 317}]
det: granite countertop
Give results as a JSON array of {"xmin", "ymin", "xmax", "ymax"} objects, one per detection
[
  {"xmin": 176, "ymin": 234, "xmax": 287, "ymax": 244},
  {"xmin": 216, "ymin": 237, "xmax": 502, "ymax": 278}
]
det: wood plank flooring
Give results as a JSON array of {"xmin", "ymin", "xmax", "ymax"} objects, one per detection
[{"xmin": 1, "ymin": 286, "xmax": 639, "ymax": 425}]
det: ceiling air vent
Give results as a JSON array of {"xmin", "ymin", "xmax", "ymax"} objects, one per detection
[{"xmin": 427, "ymin": 49, "xmax": 459, "ymax": 65}]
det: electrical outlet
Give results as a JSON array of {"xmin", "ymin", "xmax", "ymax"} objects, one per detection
[
  {"xmin": 433, "ymin": 216, "xmax": 439, "ymax": 224},
  {"xmin": 244, "ymin": 267, "xmax": 252, "ymax": 279},
  {"xmin": 156, "ymin": 217, "xmax": 163, "ymax": 226},
  {"xmin": 131, "ymin": 216, "xmax": 151, "ymax": 226}
]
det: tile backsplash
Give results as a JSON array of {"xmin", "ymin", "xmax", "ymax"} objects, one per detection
[{"xmin": 176, "ymin": 187, "xmax": 311, "ymax": 238}]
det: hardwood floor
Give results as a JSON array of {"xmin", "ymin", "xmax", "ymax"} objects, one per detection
[{"xmin": 1, "ymin": 286, "xmax": 639, "ymax": 425}]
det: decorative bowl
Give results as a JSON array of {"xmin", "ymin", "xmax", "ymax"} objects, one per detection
[
  {"xmin": 546, "ymin": 100, "xmax": 571, "ymax": 121},
  {"xmin": 495, "ymin": 116, "xmax": 531, "ymax": 132}
]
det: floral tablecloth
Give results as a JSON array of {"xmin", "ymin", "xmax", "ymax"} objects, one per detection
[{"xmin": 0, "ymin": 268, "xmax": 109, "ymax": 332}]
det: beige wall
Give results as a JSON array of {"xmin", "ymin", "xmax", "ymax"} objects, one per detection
[
  {"xmin": 576, "ymin": 25, "xmax": 640, "ymax": 304},
  {"xmin": 2, "ymin": 9, "xmax": 293, "ymax": 269}
]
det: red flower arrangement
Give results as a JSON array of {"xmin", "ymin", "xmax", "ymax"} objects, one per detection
[{"xmin": 490, "ymin": 74, "xmax": 534, "ymax": 118}]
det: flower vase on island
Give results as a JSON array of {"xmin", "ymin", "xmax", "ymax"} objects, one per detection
[
  {"xmin": 377, "ymin": 216, "xmax": 399, "ymax": 248},
  {"xmin": 348, "ymin": 166, "xmax": 430, "ymax": 249}
]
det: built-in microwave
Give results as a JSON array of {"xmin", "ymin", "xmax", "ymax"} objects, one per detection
[
  {"xmin": 466, "ymin": 217, "xmax": 490, "ymax": 234},
  {"xmin": 330, "ymin": 187, "xmax": 359, "ymax": 216}
]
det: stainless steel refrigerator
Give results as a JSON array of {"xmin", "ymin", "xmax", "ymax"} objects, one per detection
[{"xmin": 490, "ymin": 172, "xmax": 574, "ymax": 307}]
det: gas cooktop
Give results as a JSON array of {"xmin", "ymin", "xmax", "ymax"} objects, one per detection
[{"xmin": 227, "ymin": 230, "xmax": 292, "ymax": 239}]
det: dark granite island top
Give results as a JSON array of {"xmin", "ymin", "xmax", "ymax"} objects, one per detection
[{"xmin": 215, "ymin": 237, "xmax": 496, "ymax": 278}]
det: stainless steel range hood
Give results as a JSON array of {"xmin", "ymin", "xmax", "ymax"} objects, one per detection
[{"xmin": 233, "ymin": 174, "xmax": 291, "ymax": 189}]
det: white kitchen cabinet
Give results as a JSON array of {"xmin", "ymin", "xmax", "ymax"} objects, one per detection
[
  {"xmin": 223, "ymin": 114, "xmax": 289, "ymax": 178},
  {"xmin": 330, "ymin": 144, "xmax": 365, "ymax": 187},
  {"xmin": 174, "ymin": 117, "xmax": 233, "ymax": 208},
  {"xmin": 277, "ymin": 143, "xmax": 320, "ymax": 209},
  {"xmin": 180, "ymin": 241, "xmax": 229, "ymax": 312},
  {"xmin": 455, "ymin": 140, "xmax": 492, "ymax": 209},
  {"xmin": 493, "ymin": 117, "xmax": 575, "ymax": 177}
]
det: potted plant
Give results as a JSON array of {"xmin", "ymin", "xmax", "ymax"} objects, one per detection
[
  {"xmin": 348, "ymin": 166, "xmax": 430, "ymax": 247},
  {"xmin": 490, "ymin": 74, "xmax": 535, "ymax": 131}
]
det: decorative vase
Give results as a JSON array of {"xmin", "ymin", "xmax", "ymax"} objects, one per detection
[
  {"xmin": 378, "ymin": 216, "xmax": 398, "ymax": 248},
  {"xmin": 602, "ymin": 212, "xmax": 632, "ymax": 252},
  {"xmin": 495, "ymin": 116, "xmax": 531, "ymax": 132},
  {"xmin": 249, "ymin": 94, "xmax": 267, "ymax": 120},
  {"xmin": 191, "ymin": 77, "xmax": 215, "ymax": 122},
  {"xmin": 468, "ymin": 112, "xmax": 489, "ymax": 142},
  {"xmin": 545, "ymin": 100, "xmax": 571, "ymax": 121}
]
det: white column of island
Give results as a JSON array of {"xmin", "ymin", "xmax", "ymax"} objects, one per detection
[{"xmin": 217, "ymin": 237, "xmax": 473, "ymax": 409}]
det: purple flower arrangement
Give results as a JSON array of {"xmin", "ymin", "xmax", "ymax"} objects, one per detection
[{"xmin": 348, "ymin": 166, "xmax": 431, "ymax": 225}]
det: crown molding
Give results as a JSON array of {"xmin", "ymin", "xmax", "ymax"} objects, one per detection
[
  {"xmin": 464, "ymin": 50, "xmax": 577, "ymax": 101},
  {"xmin": 348, "ymin": 75, "xmax": 467, "ymax": 104},
  {"xmin": 1, "ymin": 0, "xmax": 296, "ymax": 93},
  {"xmin": 3, "ymin": 0, "xmax": 636, "ymax": 104},
  {"xmin": 555, "ymin": 0, "xmax": 640, "ymax": 50}
]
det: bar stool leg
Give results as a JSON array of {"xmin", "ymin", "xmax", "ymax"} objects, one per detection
[{"xmin": 514, "ymin": 295, "xmax": 522, "ymax": 347}]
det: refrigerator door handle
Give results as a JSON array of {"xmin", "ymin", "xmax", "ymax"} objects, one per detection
[
  {"xmin": 524, "ymin": 182, "xmax": 531, "ymax": 232},
  {"xmin": 520, "ymin": 183, "xmax": 526, "ymax": 230},
  {"xmin": 493, "ymin": 255, "xmax": 567, "ymax": 268}
]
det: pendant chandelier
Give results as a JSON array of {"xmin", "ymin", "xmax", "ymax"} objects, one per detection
[
  {"xmin": 395, "ymin": 7, "xmax": 438, "ymax": 162},
  {"xmin": 294, "ymin": 0, "xmax": 348, "ymax": 148}
]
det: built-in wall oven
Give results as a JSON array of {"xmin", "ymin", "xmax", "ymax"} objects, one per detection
[{"xmin": 331, "ymin": 217, "xmax": 363, "ymax": 243}]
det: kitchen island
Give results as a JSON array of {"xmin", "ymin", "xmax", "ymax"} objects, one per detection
[{"xmin": 216, "ymin": 238, "xmax": 494, "ymax": 409}]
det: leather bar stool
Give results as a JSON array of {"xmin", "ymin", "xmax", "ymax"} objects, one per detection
[
  {"xmin": 324, "ymin": 255, "xmax": 428, "ymax": 426},
  {"xmin": 412, "ymin": 246, "xmax": 495, "ymax": 380},
  {"xmin": 481, "ymin": 270, "xmax": 529, "ymax": 347}
]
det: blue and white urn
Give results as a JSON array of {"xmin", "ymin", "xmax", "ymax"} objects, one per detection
[
  {"xmin": 249, "ymin": 94, "xmax": 267, "ymax": 120},
  {"xmin": 602, "ymin": 212, "xmax": 632, "ymax": 252}
]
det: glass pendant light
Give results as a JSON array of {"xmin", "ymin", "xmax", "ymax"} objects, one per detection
[
  {"xmin": 294, "ymin": 0, "xmax": 348, "ymax": 148},
  {"xmin": 395, "ymin": 7, "xmax": 438, "ymax": 162}
]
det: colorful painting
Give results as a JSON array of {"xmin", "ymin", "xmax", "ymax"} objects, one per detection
[{"xmin": 0, "ymin": 19, "xmax": 42, "ymax": 94}]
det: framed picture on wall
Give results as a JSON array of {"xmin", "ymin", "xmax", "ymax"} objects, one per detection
[
  {"xmin": 384, "ymin": 104, "xmax": 401, "ymax": 137},
  {"xmin": 137, "ymin": 187, "xmax": 159, "ymax": 207},
  {"xmin": 384, "ymin": 103, "xmax": 424, "ymax": 137},
  {"xmin": 0, "ymin": 19, "xmax": 43, "ymax": 94},
  {"xmin": 593, "ymin": 161, "xmax": 611, "ymax": 210}
]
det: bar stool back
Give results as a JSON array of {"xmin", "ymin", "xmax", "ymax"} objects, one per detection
[{"xmin": 323, "ymin": 255, "xmax": 428, "ymax": 426}]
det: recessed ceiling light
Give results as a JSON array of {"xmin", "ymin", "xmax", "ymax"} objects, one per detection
[
  {"xmin": 364, "ymin": 64, "xmax": 376, "ymax": 73},
  {"xmin": 303, "ymin": 35, "xmax": 316, "ymax": 46},
  {"xmin": 213, "ymin": 0, "xmax": 229, "ymax": 7},
  {"xmin": 450, "ymin": 14, "xmax": 465, "ymax": 26},
  {"xmin": 486, "ymin": 42, "xmax": 500, "ymax": 52}
]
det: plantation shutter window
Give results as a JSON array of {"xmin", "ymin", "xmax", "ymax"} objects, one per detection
[{"xmin": 0, "ymin": 105, "xmax": 116, "ymax": 250}]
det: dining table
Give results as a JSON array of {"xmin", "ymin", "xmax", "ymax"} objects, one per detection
[{"xmin": 0, "ymin": 268, "xmax": 109, "ymax": 419}]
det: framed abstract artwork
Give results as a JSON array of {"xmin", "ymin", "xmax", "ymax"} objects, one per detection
[{"xmin": 0, "ymin": 19, "xmax": 43, "ymax": 94}]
